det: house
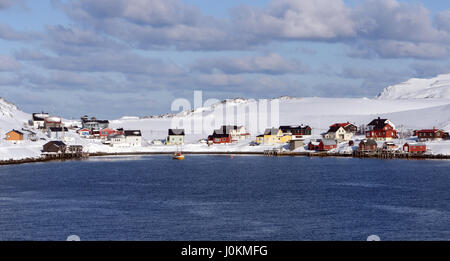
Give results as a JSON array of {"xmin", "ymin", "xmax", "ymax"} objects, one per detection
[
  {"xmin": 403, "ymin": 143, "xmax": 426, "ymax": 154},
  {"xmin": 256, "ymin": 128, "xmax": 292, "ymax": 145},
  {"xmin": 107, "ymin": 134, "xmax": 126, "ymax": 147},
  {"xmin": 44, "ymin": 116, "xmax": 62, "ymax": 130},
  {"xmin": 99, "ymin": 128, "xmax": 117, "ymax": 139},
  {"xmin": 67, "ymin": 145, "xmax": 83, "ymax": 154},
  {"xmin": 358, "ymin": 139, "xmax": 378, "ymax": 152},
  {"xmin": 255, "ymin": 134, "xmax": 264, "ymax": 145},
  {"xmin": 382, "ymin": 142, "xmax": 398, "ymax": 151},
  {"xmin": 280, "ymin": 125, "xmax": 312, "ymax": 139},
  {"xmin": 226, "ymin": 125, "xmax": 251, "ymax": 141},
  {"xmin": 81, "ymin": 115, "xmax": 109, "ymax": 130},
  {"xmin": 166, "ymin": 129, "xmax": 185, "ymax": 145},
  {"xmin": 5, "ymin": 129, "xmax": 24, "ymax": 141},
  {"xmin": 47, "ymin": 127, "xmax": 68, "ymax": 139},
  {"xmin": 308, "ymin": 139, "xmax": 337, "ymax": 151},
  {"xmin": 21, "ymin": 129, "xmax": 37, "ymax": 141},
  {"xmin": 323, "ymin": 124, "xmax": 353, "ymax": 142},
  {"xmin": 31, "ymin": 112, "xmax": 49, "ymax": 129},
  {"xmin": 208, "ymin": 126, "xmax": 234, "ymax": 144},
  {"xmin": 416, "ymin": 128, "xmax": 449, "ymax": 141},
  {"xmin": 365, "ymin": 117, "xmax": 397, "ymax": 141},
  {"xmin": 91, "ymin": 129, "xmax": 100, "ymax": 139},
  {"xmin": 329, "ymin": 122, "xmax": 358, "ymax": 133},
  {"xmin": 77, "ymin": 128, "xmax": 91, "ymax": 138},
  {"xmin": 308, "ymin": 140, "xmax": 321, "ymax": 151},
  {"xmin": 289, "ymin": 139, "xmax": 304, "ymax": 151},
  {"xmin": 42, "ymin": 141, "xmax": 67, "ymax": 153},
  {"xmin": 107, "ymin": 130, "xmax": 142, "ymax": 147},
  {"xmin": 124, "ymin": 130, "xmax": 142, "ymax": 147}
]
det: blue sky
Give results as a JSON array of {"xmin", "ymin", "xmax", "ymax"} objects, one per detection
[{"xmin": 1, "ymin": 0, "xmax": 450, "ymax": 119}]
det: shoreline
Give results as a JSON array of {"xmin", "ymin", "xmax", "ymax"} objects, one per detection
[{"xmin": 1, "ymin": 151, "xmax": 449, "ymax": 166}]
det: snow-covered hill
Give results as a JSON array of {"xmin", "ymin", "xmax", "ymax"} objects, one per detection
[
  {"xmin": 0, "ymin": 97, "xmax": 30, "ymax": 135},
  {"xmin": 111, "ymin": 97, "xmax": 450, "ymax": 143},
  {"xmin": 376, "ymin": 73, "xmax": 450, "ymax": 99}
]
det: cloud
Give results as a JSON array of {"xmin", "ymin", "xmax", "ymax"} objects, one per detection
[
  {"xmin": 0, "ymin": 24, "xmax": 38, "ymax": 41},
  {"xmin": 435, "ymin": 10, "xmax": 450, "ymax": 33},
  {"xmin": 39, "ymin": 51, "xmax": 184, "ymax": 76},
  {"xmin": 0, "ymin": 0, "xmax": 15, "ymax": 9},
  {"xmin": 191, "ymin": 53, "xmax": 309, "ymax": 75},
  {"xmin": 232, "ymin": 0, "xmax": 355, "ymax": 40},
  {"xmin": 63, "ymin": 0, "xmax": 244, "ymax": 51},
  {"xmin": 0, "ymin": 55, "xmax": 21, "ymax": 71},
  {"xmin": 14, "ymin": 49, "xmax": 49, "ymax": 61}
]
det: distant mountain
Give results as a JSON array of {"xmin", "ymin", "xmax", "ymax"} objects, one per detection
[{"xmin": 376, "ymin": 73, "xmax": 450, "ymax": 99}]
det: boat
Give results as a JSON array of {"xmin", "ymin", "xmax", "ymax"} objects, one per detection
[{"xmin": 172, "ymin": 152, "xmax": 185, "ymax": 160}]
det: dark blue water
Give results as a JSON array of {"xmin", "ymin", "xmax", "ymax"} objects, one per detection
[{"xmin": 0, "ymin": 155, "xmax": 449, "ymax": 241}]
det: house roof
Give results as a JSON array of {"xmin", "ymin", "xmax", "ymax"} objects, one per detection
[
  {"xmin": 417, "ymin": 129, "xmax": 444, "ymax": 133},
  {"xmin": 32, "ymin": 113, "xmax": 49, "ymax": 121},
  {"xmin": 213, "ymin": 125, "xmax": 242, "ymax": 135},
  {"xmin": 108, "ymin": 134, "xmax": 125, "ymax": 139},
  {"xmin": 360, "ymin": 139, "xmax": 377, "ymax": 146},
  {"xmin": 6, "ymin": 129, "xmax": 23, "ymax": 135},
  {"xmin": 83, "ymin": 119, "xmax": 109, "ymax": 124},
  {"xmin": 264, "ymin": 128, "xmax": 280, "ymax": 135},
  {"xmin": 330, "ymin": 122, "xmax": 349, "ymax": 128},
  {"xmin": 279, "ymin": 125, "xmax": 311, "ymax": 132},
  {"xmin": 326, "ymin": 126, "xmax": 342, "ymax": 133},
  {"xmin": 404, "ymin": 142, "xmax": 426, "ymax": 146},
  {"xmin": 124, "ymin": 130, "xmax": 142, "ymax": 136},
  {"xmin": 368, "ymin": 117, "xmax": 390, "ymax": 130},
  {"xmin": 21, "ymin": 129, "xmax": 36, "ymax": 135},
  {"xmin": 49, "ymin": 127, "xmax": 68, "ymax": 132},
  {"xmin": 168, "ymin": 129, "xmax": 185, "ymax": 136},
  {"xmin": 45, "ymin": 141, "xmax": 66, "ymax": 147}
]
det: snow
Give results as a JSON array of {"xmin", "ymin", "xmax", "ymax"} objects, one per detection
[
  {"xmin": 1, "ymin": 78, "xmax": 450, "ymax": 161},
  {"xmin": 376, "ymin": 73, "xmax": 450, "ymax": 99}
]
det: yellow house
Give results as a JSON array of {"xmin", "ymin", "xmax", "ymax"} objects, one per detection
[
  {"xmin": 5, "ymin": 129, "xmax": 24, "ymax": 141},
  {"xmin": 256, "ymin": 128, "xmax": 292, "ymax": 144}
]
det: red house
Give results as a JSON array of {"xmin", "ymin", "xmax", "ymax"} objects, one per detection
[
  {"xmin": 416, "ymin": 128, "xmax": 449, "ymax": 141},
  {"xmin": 365, "ymin": 117, "xmax": 397, "ymax": 141},
  {"xmin": 308, "ymin": 140, "xmax": 337, "ymax": 151},
  {"xmin": 207, "ymin": 126, "xmax": 233, "ymax": 144},
  {"xmin": 99, "ymin": 128, "xmax": 117, "ymax": 139},
  {"xmin": 403, "ymin": 143, "xmax": 426, "ymax": 154}
]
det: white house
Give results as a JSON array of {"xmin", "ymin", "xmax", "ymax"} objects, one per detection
[
  {"xmin": 166, "ymin": 129, "xmax": 185, "ymax": 145},
  {"xmin": 219, "ymin": 125, "xmax": 250, "ymax": 141},
  {"xmin": 323, "ymin": 125, "xmax": 353, "ymax": 142},
  {"xmin": 108, "ymin": 130, "xmax": 142, "ymax": 147},
  {"xmin": 47, "ymin": 127, "xmax": 68, "ymax": 140},
  {"xmin": 31, "ymin": 112, "xmax": 49, "ymax": 129}
]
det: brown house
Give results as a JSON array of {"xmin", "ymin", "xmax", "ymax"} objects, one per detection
[
  {"xmin": 358, "ymin": 139, "xmax": 378, "ymax": 152},
  {"xmin": 5, "ymin": 129, "xmax": 24, "ymax": 141},
  {"xmin": 42, "ymin": 141, "xmax": 67, "ymax": 153}
]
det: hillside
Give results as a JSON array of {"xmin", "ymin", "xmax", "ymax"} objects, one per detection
[
  {"xmin": 0, "ymin": 97, "xmax": 30, "ymax": 134},
  {"xmin": 376, "ymin": 73, "xmax": 450, "ymax": 99},
  {"xmin": 111, "ymin": 97, "xmax": 450, "ymax": 142}
]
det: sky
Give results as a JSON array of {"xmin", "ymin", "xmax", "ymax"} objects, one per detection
[{"xmin": 1, "ymin": 0, "xmax": 450, "ymax": 119}]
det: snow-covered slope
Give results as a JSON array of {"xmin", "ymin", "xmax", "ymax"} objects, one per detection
[
  {"xmin": 0, "ymin": 97, "xmax": 30, "ymax": 135},
  {"xmin": 376, "ymin": 73, "xmax": 450, "ymax": 99},
  {"xmin": 110, "ymin": 97, "xmax": 450, "ymax": 143}
]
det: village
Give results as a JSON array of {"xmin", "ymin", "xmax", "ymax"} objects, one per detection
[{"xmin": 2, "ymin": 110, "xmax": 450, "ymax": 163}]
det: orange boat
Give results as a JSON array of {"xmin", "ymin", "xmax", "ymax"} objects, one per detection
[{"xmin": 172, "ymin": 152, "xmax": 185, "ymax": 160}]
